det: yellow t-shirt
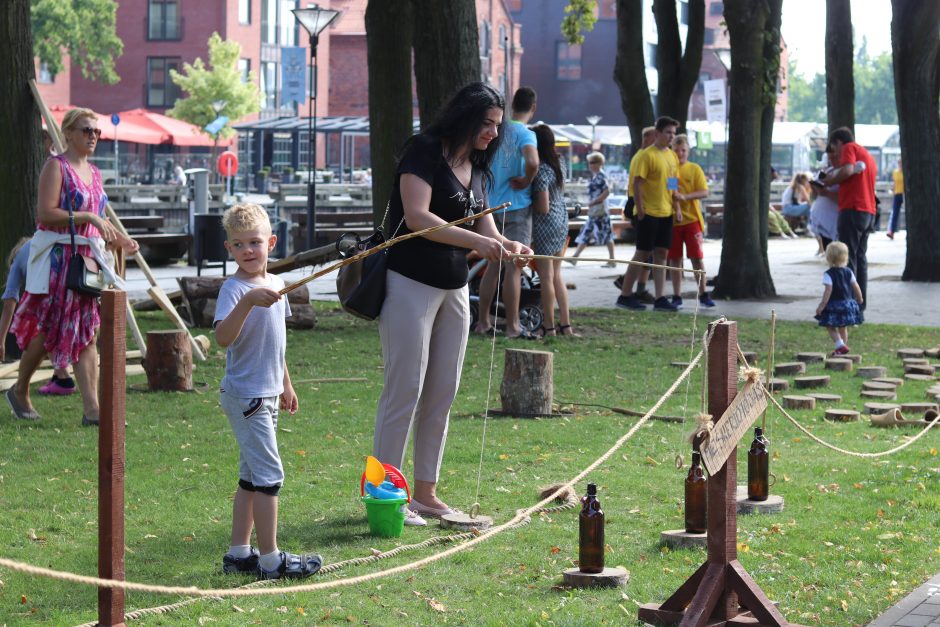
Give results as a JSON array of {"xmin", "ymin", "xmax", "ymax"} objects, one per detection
[
  {"xmin": 631, "ymin": 146, "xmax": 679, "ymax": 218},
  {"xmin": 893, "ymin": 168, "xmax": 904, "ymax": 195},
  {"xmin": 675, "ymin": 161, "xmax": 708, "ymax": 227}
]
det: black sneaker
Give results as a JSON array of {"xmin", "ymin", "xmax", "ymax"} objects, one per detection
[
  {"xmin": 653, "ymin": 297, "xmax": 679, "ymax": 312},
  {"xmin": 636, "ymin": 290, "xmax": 656, "ymax": 304},
  {"xmin": 671, "ymin": 295, "xmax": 684, "ymax": 309},
  {"xmin": 616, "ymin": 295, "xmax": 646, "ymax": 311},
  {"xmin": 256, "ymin": 551, "xmax": 322, "ymax": 580},
  {"xmin": 223, "ymin": 547, "xmax": 260, "ymax": 574},
  {"xmin": 613, "ymin": 275, "xmax": 624, "ymax": 290}
]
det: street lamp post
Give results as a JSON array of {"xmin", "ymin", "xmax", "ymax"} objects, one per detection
[
  {"xmin": 586, "ymin": 115, "xmax": 602, "ymax": 150},
  {"xmin": 211, "ymin": 100, "xmax": 227, "ymax": 183},
  {"xmin": 293, "ymin": 5, "xmax": 341, "ymax": 251}
]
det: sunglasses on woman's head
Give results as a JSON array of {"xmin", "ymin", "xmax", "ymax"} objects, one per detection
[{"xmin": 79, "ymin": 127, "xmax": 102, "ymax": 139}]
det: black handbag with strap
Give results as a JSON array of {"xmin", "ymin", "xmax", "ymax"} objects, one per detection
[
  {"xmin": 335, "ymin": 229, "xmax": 388, "ymax": 320},
  {"xmin": 64, "ymin": 187, "xmax": 106, "ymax": 298}
]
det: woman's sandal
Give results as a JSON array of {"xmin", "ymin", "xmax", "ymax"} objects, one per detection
[
  {"xmin": 535, "ymin": 325, "xmax": 556, "ymax": 339},
  {"xmin": 558, "ymin": 324, "xmax": 581, "ymax": 337}
]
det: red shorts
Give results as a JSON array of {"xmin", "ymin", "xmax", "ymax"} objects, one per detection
[{"xmin": 668, "ymin": 221, "xmax": 704, "ymax": 260}]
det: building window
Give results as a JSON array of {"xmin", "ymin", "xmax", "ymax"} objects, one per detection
[
  {"xmin": 680, "ymin": 0, "xmax": 689, "ymax": 24},
  {"xmin": 710, "ymin": 1, "xmax": 723, "ymax": 16},
  {"xmin": 147, "ymin": 57, "xmax": 181, "ymax": 107},
  {"xmin": 704, "ymin": 27, "xmax": 715, "ymax": 46},
  {"xmin": 480, "ymin": 21, "xmax": 491, "ymax": 58},
  {"xmin": 508, "ymin": 0, "xmax": 521, "ymax": 11},
  {"xmin": 598, "ymin": 0, "xmax": 616, "ymax": 19},
  {"xmin": 148, "ymin": 0, "xmax": 181, "ymax": 41},
  {"xmin": 38, "ymin": 62, "xmax": 54, "ymax": 84},
  {"xmin": 556, "ymin": 42, "xmax": 581, "ymax": 81},
  {"xmin": 280, "ymin": 0, "xmax": 298, "ymax": 46},
  {"xmin": 239, "ymin": 0, "xmax": 251, "ymax": 24},
  {"xmin": 260, "ymin": 61, "xmax": 278, "ymax": 110},
  {"xmin": 238, "ymin": 58, "xmax": 251, "ymax": 83},
  {"xmin": 499, "ymin": 24, "xmax": 507, "ymax": 49},
  {"xmin": 261, "ymin": 0, "xmax": 277, "ymax": 44}
]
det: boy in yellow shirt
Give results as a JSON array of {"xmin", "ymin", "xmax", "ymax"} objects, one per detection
[{"xmin": 667, "ymin": 135, "xmax": 714, "ymax": 308}]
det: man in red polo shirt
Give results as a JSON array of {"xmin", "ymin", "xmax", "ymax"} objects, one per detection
[{"xmin": 826, "ymin": 127, "xmax": 877, "ymax": 309}]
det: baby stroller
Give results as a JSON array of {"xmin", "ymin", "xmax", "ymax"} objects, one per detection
[{"xmin": 467, "ymin": 254, "xmax": 543, "ymax": 334}]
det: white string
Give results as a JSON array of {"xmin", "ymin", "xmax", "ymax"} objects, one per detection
[{"xmin": 474, "ymin": 207, "xmax": 508, "ymax": 506}]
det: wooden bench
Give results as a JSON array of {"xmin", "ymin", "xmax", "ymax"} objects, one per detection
[
  {"xmin": 567, "ymin": 207, "xmax": 634, "ymax": 243},
  {"xmin": 290, "ymin": 210, "xmax": 377, "ymax": 252},
  {"xmin": 114, "ymin": 213, "xmax": 192, "ymax": 265}
]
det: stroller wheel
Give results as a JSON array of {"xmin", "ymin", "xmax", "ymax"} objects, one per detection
[
  {"xmin": 468, "ymin": 299, "xmax": 480, "ymax": 331},
  {"xmin": 519, "ymin": 304, "xmax": 543, "ymax": 334}
]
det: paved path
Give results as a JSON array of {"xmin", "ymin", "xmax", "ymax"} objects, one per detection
[
  {"xmin": 126, "ymin": 230, "xmax": 938, "ymax": 328},
  {"xmin": 868, "ymin": 573, "xmax": 940, "ymax": 627}
]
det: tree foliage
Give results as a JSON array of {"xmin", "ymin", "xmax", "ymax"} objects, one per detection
[
  {"xmin": 561, "ymin": 0, "xmax": 598, "ymax": 45},
  {"xmin": 31, "ymin": 0, "xmax": 123, "ymax": 84},
  {"xmin": 167, "ymin": 33, "xmax": 260, "ymax": 140}
]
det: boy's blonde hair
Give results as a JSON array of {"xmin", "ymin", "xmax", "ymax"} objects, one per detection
[
  {"xmin": 587, "ymin": 151, "xmax": 605, "ymax": 165},
  {"xmin": 673, "ymin": 134, "xmax": 690, "ymax": 148},
  {"xmin": 825, "ymin": 241, "xmax": 849, "ymax": 268},
  {"xmin": 7, "ymin": 237, "xmax": 30, "ymax": 268},
  {"xmin": 222, "ymin": 203, "xmax": 271, "ymax": 237}
]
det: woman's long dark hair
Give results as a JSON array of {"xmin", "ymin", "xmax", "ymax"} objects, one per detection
[
  {"xmin": 531, "ymin": 124, "xmax": 564, "ymax": 191},
  {"xmin": 400, "ymin": 82, "xmax": 505, "ymax": 189}
]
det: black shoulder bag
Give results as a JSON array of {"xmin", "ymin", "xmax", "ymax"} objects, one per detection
[
  {"xmin": 335, "ymin": 203, "xmax": 403, "ymax": 321},
  {"xmin": 64, "ymin": 188, "xmax": 106, "ymax": 297}
]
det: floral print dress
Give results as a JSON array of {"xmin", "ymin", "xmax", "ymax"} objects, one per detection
[{"xmin": 12, "ymin": 155, "xmax": 107, "ymax": 368}]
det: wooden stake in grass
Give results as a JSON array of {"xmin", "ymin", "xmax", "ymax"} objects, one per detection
[{"xmin": 98, "ymin": 290, "xmax": 126, "ymax": 627}]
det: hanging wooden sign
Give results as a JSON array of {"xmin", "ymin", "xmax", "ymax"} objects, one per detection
[{"xmin": 700, "ymin": 379, "xmax": 768, "ymax": 475}]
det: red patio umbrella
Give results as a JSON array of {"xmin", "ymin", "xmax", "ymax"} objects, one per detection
[
  {"xmin": 116, "ymin": 108, "xmax": 235, "ymax": 147},
  {"xmin": 45, "ymin": 105, "xmax": 167, "ymax": 144}
]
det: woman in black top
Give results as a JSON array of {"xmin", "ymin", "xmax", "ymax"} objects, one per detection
[{"xmin": 373, "ymin": 83, "xmax": 532, "ymax": 525}]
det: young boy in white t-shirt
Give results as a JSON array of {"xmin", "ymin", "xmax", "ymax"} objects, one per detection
[{"xmin": 214, "ymin": 203, "xmax": 321, "ymax": 580}]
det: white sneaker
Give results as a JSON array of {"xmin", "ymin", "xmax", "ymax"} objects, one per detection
[{"xmin": 403, "ymin": 509, "xmax": 427, "ymax": 527}]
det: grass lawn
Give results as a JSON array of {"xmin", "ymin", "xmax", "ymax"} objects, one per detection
[{"xmin": 0, "ymin": 303, "xmax": 938, "ymax": 626}]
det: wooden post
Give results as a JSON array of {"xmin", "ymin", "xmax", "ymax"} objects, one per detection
[
  {"xmin": 638, "ymin": 320, "xmax": 804, "ymax": 627},
  {"xmin": 98, "ymin": 290, "xmax": 126, "ymax": 627},
  {"xmin": 499, "ymin": 348, "xmax": 553, "ymax": 416}
]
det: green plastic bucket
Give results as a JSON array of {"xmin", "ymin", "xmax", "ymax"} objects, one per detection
[{"xmin": 361, "ymin": 496, "xmax": 408, "ymax": 538}]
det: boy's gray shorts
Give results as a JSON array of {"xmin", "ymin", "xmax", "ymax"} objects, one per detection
[{"xmin": 220, "ymin": 389, "xmax": 285, "ymax": 488}]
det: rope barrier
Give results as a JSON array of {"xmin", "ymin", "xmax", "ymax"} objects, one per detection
[
  {"xmin": 0, "ymin": 349, "xmax": 705, "ymax": 600},
  {"xmin": 736, "ymin": 346, "xmax": 940, "ymax": 458},
  {"xmin": 510, "ymin": 253, "xmax": 706, "ymax": 276}
]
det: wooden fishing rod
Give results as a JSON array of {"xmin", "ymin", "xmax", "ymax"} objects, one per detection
[{"xmin": 278, "ymin": 201, "xmax": 511, "ymax": 295}]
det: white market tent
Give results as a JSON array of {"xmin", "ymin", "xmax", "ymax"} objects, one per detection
[{"xmin": 854, "ymin": 124, "xmax": 901, "ymax": 173}]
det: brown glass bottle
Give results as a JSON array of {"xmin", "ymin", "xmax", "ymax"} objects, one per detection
[
  {"xmin": 747, "ymin": 427, "xmax": 769, "ymax": 501},
  {"xmin": 579, "ymin": 483, "xmax": 604, "ymax": 573},
  {"xmin": 684, "ymin": 451, "xmax": 707, "ymax": 533}
]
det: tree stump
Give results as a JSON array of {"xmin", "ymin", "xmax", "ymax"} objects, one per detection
[
  {"xmin": 925, "ymin": 348, "xmax": 940, "ymax": 359},
  {"xmin": 795, "ymin": 352, "xmax": 826, "ymax": 363},
  {"xmin": 905, "ymin": 364, "xmax": 936, "ymax": 376},
  {"xmin": 927, "ymin": 385, "xmax": 940, "ymax": 398},
  {"xmin": 906, "ymin": 373, "xmax": 936, "ymax": 382},
  {"xmin": 794, "ymin": 375, "xmax": 830, "ymax": 389},
  {"xmin": 783, "ymin": 395, "xmax": 816, "ymax": 410},
  {"xmin": 808, "ymin": 392, "xmax": 842, "ymax": 403},
  {"xmin": 562, "ymin": 567, "xmax": 629, "ymax": 589},
  {"xmin": 825, "ymin": 358, "xmax": 853, "ymax": 372},
  {"xmin": 842, "ymin": 354, "xmax": 862, "ymax": 364},
  {"xmin": 864, "ymin": 402, "xmax": 900, "ymax": 414},
  {"xmin": 861, "ymin": 390, "xmax": 897, "ymax": 401},
  {"xmin": 143, "ymin": 330, "xmax": 193, "ymax": 391},
  {"xmin": 768, "ymin": 377, "xmax": 789, "ymax": 392},
  {"xmin": 873, "ymin": 377, "xmax": 904, "ymax": 387},
  {"xmin": 774, "ymin": 362, "xmax": 805, "ymax": 376},
  {"xmin": 741, "ymin": 351, "xmax": 759, "ymax": 364},
  {"xmin": 825, "ymin": 409, "xmax": 860, "ymax": 422},
  {"xmin": 857, "ymin": 366, "xmax": 888, "ymax": 379},
  {"xmin": 897, "ymin": 348, "xmax": 925, "ymax": 358},
  {"xmin": 177, "ymin": 276, "xmax": 315, "ymax": 329},
  {"xmin": 500, "ymin": 349, "xmax": 553, "ymax": 416},
  {"xmin": 902, "ymin": 357, "xmax": 929, "ymax": 366},
  {"xmin": 862, "ymin": 380, "xmax": 899, "ymax": 392}
]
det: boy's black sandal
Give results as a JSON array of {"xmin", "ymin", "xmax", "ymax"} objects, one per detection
[
  {"xmin": 222, "ymin": 547, "xmax": 260, "ymax": 574},
  {"xmin": 257, "ymin": 551, "xmax": 323, "ymax": 580}
]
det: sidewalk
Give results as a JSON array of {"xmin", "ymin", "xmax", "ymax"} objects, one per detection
[
  {"xmin": 125, "ymin": 230, "xmax": 938, "ymax": 328},
  {"xmin": 868, "ymin": 573, "xmax": 940, "ymax": 627}
]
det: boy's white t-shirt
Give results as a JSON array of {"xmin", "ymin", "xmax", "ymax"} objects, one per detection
[{"xmin": 214, "ymin": 274, "xmax": 291, "ymax": 398}]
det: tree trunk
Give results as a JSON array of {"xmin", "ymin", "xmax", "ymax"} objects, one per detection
[
  {"xmin": 652, "ymin": 0, "xmax": 705, "ymax": 130},
  {"xmin": 614, "ymin": 0, "xmax": 655, "ymax": 155},
  {"xmin": 713, "ymin": 0, "xmax": 776, "ymax": 299},
  {"xmin": 892, "ymin": 0, "xmax": 940, "ymax": 282},
  {"xmin": 366, "ymin": 0, "xmax": 414, "ymax": 228},
  {"xmin": 412, "ymin": 0, "xmax": 481, "ymax": 129},
  {"xmin": 825, "ymin": 0, "xmax": 855, "ymax": 133},
  {"xmin": 144, "ymin": 330, "xmax": 193, "ymax": 392},
  {"xmin": 755, "ymin": 0, "xmax": 782, "ymax": 295},
  {"xmin": 499, "ymin": 348, "xmax": 553, "ymax": 416},
  {"xmin": 0, "ymin": 0, "xmax": 43, "ymax": 258}
]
